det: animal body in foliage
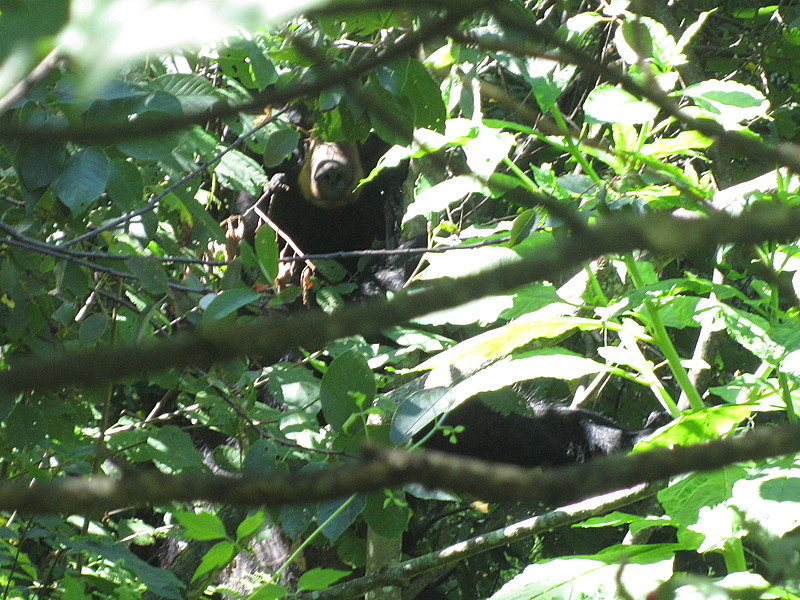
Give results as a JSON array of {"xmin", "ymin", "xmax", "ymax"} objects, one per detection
[
  {"xmin": 416, "ymin": 392, "xmax": 668, "ymax": 468},
  {"xmin": 236, "ymin": 108, "xmax": 412, "ymax": 293}
]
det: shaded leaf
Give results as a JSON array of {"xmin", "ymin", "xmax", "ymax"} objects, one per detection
[{"xmin": 52, "ymin": 147, "xmax": 110, "ymax": 214}]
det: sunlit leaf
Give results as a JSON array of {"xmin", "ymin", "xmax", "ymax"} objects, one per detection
[{"xmin": 584, "ymin": 85, "xmax": 659, "ymax": 124}]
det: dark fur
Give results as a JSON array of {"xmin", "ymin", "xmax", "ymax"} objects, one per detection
[
  {"xmin": 237, "ymin": 119, "xmax": 409, "ymax": 275},
  {"xmin": 420, "ymin": 396, "xmax": 668, "ymax": 468}
]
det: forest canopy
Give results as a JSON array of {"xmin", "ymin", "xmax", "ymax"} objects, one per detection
[{"xmin": 2, "ymin": 1, "xmax": 800, "ymax": 600}]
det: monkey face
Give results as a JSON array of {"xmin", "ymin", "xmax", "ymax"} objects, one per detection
[{"xmin": 298, "ymin": 138, "xmax": 365, "ymax": 209}]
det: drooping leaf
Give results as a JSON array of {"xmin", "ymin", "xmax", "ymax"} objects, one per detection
[
  {"xmin": 78, "ymin": 312, "xmax": 107, "ymax": 346},
  {"xmin": 317, "ymin": 494, "xmax": 366, "ymax": 541},
  {"xmin": 255, "ymin": 223, "xmax": 279, "ymax": 282},
  {"xmin": 363, "ymin": 490, "xmax": 410, "ymax": 538},
  {"xmin": 215, "ymin": 148, "xmax": 267, "ymax": 195},
  {"xmin": 126, "ymin": 256, "xmax": 170, "ymax": 295},
  {"xmin": 235, "ymin": 510, "xmax": 267, "ymax": 540}
]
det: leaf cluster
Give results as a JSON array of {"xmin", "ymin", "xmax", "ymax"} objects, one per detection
[{"xmin": 2, "ymin": 2, "xmax": 800, "ymax": 600}]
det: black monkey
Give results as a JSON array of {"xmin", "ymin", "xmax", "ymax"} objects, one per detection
[
  {"xmin": 417, "ymin": 393, "xmax": 669, "ymax": 468},
  {"xmin": 236, "ymin": 109, "xmax": 412, "ymax": 289}
]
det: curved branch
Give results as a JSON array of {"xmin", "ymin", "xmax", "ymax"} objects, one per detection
[
  {"xmin": 297, "ymin": 484, "xmax": 657, "ymax": 600},
  {"xmin": 0, "ymin": 4, "xmax": 482, "ymax": 145},
  {"xmin": 1, "ymin": 420, "xmax": 799, "ymax": 514},
  {"xmin": 1, "ymin": 203, "xmax": 799, "ymax": 395},
  {"xmin": 0, "ymin": 233, "xmax": 206, "ymax": 294}
]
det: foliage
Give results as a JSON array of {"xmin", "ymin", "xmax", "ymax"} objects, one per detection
[{"xmin": 2, "ymin": 1, "xmax": 800, "ymax": 600}]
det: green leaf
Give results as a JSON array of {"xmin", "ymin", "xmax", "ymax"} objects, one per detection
[
  {"xmin": 6, "ymin": 404, "xmax": 46, "ymax": 449},
  {"xmin": 391, "ymin": 387, "xmax": 453, "ymax": 444},
  {"xmin": 406, "ymin": 175, "xmax": 483, "ymax": 221},
  {"xmin": 126, "ymin": 256, "xmax": 170, "ymax": 295},
  {"xmin": 320, "ymin": 349, "xmax": 376, "ymax": 433},
  {"xmin": 281, "ymin": 501, "xmax": 314, "ymax": 539},
  {"xmin": 150, "ymin": 73, "xmax": 223, "ymax": 113},
  {"xmin": 401, "ymin": 57, "xmax": 446, "ymax": 132},
  {"xmin": 0, "ymin": 0, "xmax": 68, "ymax": 64},
  {"xmin": 718, "ymin": 304, "xmax": 783, "ymax": 362},
  {"xmin": 255, "ymin": 223, "xmax": 279, "ymax": 282},
  {"xmin": 634, "ymin": 405, "xmax": 751, "ymax": 452},
  {"xmin": 52, "ymin": 147, "xmax": 111, "ymax": 214},
  {"xmin": 72, "ymin": 540, "xmax": 184, "ymax": 599},
  {"xmin": 200, "ymin": 289, "xmax": 261, "ymax": 324},
  {"xmin": 175, "ymin": 511, "xmax": 228, "ymax": 541},
  {"xmin": 106, "ymin": 159, "xmax": 143, "ymax": 211},
  {"xmin": 191, "ymin": 540, "xmax": 235, "ymax": 582},
  {"xmin": 413, "ymin": 315, "xmax": 601, "ymax": 374},
  {"xmin": 78, "ymin": 312, "xmax": 107, "ymax": 346},
  {"xmin": 266, "ymin": 363, "xmax": 321, "ymax": 410},
  {"xmin": 145, "ymin": 426, "xmax": 207, "ymax": 473},
  {"xmin": 615, "ymin": 16, "xmax": 686, "ymax": 69},
  {"xmin": 117, "ymin": 127, "xmax": 186, "ymax": 160},
  {"xmin": 317, "ymin": 494, "xmax": 366, "ymax": 540},
  {"xmin": 617, "ymin": 19, "xmax": 653, "ymax": 64},
  {"xmin": 60, "ymin": 575, "xmax": 86, "ymax": 600},
  {"xmin": 658, "ymin": 466, "xmax": 749, "ymax": 550},
  {"xmin": 218, "ymin": 38, "xmax": 278, "ymax": 91},
  {"xmin": 363, "ymin": 490, "xmax": 410, "ymax": 538},
  {"xmin": 584, "ymin": 85, "xmax": 659, "ymax": 124},
  {"xmin": 215, "ymin": 148, "xmax": 267, "ymax": 195},
  {"xmin": 640, "ymin": 131, "xmax": 714, "ymax": 157},
  {"xmin": 365, "ymin": 76, "xmax": 414, "ymax": 145},
  {"xmin": 262, "ymin": 126, "xmax": 301, "ymax": 168},
  {"xmin": 463, "ymin": 127, "xmax": 515, "ymax": 178},
  {"xmin": 508, "ymin": 209, "xmax": 537, "ymax": 247},
  {"xmin": 15, "ymin": 140, "xmax": 67, "ymax": 190},
  {"xmin": 236, "ymin": 510, "xmax": 267, "ymax": 540},
  {"xmin": 249, "ymin": 583, "xmax": 288, "ymax": 600},
  {"xmin": 297, "ymin": 568, "xmax": 351, "ymax": 591},
  {"xmin": 447, "ymin": 349, "xmax": 605, "ymax": 400},
  {"xmin": 731, "ymin": 456, "xmax": 800, "ymax": 538},
  {"xmin": 242, "ymin": 439, "xmax": 285, "ymax": 476},
  {"xmin": 114, "ymin": 93, "xmax": 186, "ymax": 160},
  {"xmin": 489, "ymin": 552, "xmax": 673, "ymax": 600},
  {"xmin": 682, "ymin": 79, "xmax": 769, "ymax": 126}
]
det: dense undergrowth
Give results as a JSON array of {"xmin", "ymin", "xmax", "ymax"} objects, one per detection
[{"xmin": 2, "ymin": 2, "xmax": 800, "ymax": 599}]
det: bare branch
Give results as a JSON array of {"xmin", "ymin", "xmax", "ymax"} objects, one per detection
[
  {"xmin": 297, "ymin": 484, "xmax": 658, "ymax": 600},
  {"xmin": 1, "ymin": 419, "xmax": 799, "ymax": 514},
  {"xmin": 0, "ymin": 5, "xmax": 482, "ymax": 145},
  {"xmin": 2, "ymin": 204, "xmax": 800, "ymax": 394}
]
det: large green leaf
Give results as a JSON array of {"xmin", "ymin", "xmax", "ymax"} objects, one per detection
[
  {"xmin": 52, "ymin": 147, "xmax": 110, "ymax": 214},
  {"xmin": 683, "ymin": 79, "xmax": 769, "ymax": 126},
  {"xmin": 200, "ymin": 289, "xmax": 261, "ymax": 324},
  {"xmin": 320, "ymin": 349, "xmax": 376, "ymax": 433},
  {"xmin": 489, "ymin": 549, "xmax": 673, "ymax": 600},
  {"xmin": 584, "ymin": 85, "xmax": 659, "ymax": 124},
  {"xmin": 175, "ymin": 511, "xmax": 228, "ymax": 541}
]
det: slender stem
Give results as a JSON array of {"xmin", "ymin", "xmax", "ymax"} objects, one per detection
[
  {"xmin": 273, "ymin": 495, "xmax": 357, "ymax": 581},
  {"xmin": 625, "ymin": 257, "xmax": 702, "ymax": 413},
  {"xmin": 551, "ymin": 107, "xmax": 600, "ymax": 181},
  {"xmin": 721, "ymin": 538, "xmax": 747, "ymax": 573},
  {"xmin": 778, "ymin": 371, "xmax": 797, "ymax": 423}
]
